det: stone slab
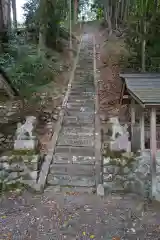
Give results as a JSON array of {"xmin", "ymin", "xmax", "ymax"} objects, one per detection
[
  {"xmin": 67, "ymin": 101, "xmax": 94, "ymax": 108},
  {"xmin": 70, "ymin": 91, "xmax": 95, "ymax": 97},
  {"xmin": 44, "ymin": 185, "xmax": 95, "ymax": 194},
  {"xmin": 61, "ymin": 126, "xmax": 94, "ymax": 136},
  {"xmin": 71, "ymin": 88, "xmax": 94, "ymax": 93},
  {"xmin": 50, "ymin": 163, "xmax": 95, "ymax": 176},
  {"xmin": 47, "ymin": 174, "xmax": 95, "ymax": 187},
  {"xmin": 14, "ymin": 139, "xmax": 37, "ymax": 150},
  {"xmin": 63, "ymin": 115, "xmax": 94, "ymax": 125},
  {"xmin": 57, "ymin": 134, "xmax": 94, "ymax": 147},
  {"xmin": 66, "ymin": 107, "xmax": 94, "ymax": 113},
  {"xmin": 65, "ymin": 110, "xmax": 94, "ymax": 117},
  {"xmin": 55, "ymin": 146, "xmax": 95, "ymax": 156},
  {"xmin": 53, "ymin": 153, "xmax": 95, "ymax": 165},
  {"xmin": 72, "ymin": 83, "xmax": 94, "ymax": 87},
  {"xmin": 68, "ymin": 96, "xmax": 95, "ymax": 102}
]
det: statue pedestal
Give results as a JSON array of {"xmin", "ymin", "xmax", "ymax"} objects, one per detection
[
  {"xmin": 14, "ymin": 139, "xmax": 37, "ymax": 150},
  {"xmin": 110, "ymin": 134, "xmax": 131, "ymax": 152}
]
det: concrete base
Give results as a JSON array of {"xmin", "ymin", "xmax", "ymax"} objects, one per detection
[{"xmin": 14, "ymin": 139, "xmax": 37, "ymax": 150}]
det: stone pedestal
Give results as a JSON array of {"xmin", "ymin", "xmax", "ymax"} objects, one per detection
[
  {"xmin": 14, "ymin": 139, "xmax": 37, "ymax": 150},
  {"xmin": 110, "ymin": 134, "xmax": 131, "ymax": 152}
]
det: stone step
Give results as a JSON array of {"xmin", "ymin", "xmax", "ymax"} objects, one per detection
[
  {"xmin": 63, "ymin": 116, "xmax": 94, "ymax": 125},
  {"xmin": 72, "ymin": 82, "xmax": 94, "ymax": 86},
  {"xmin": 71, "ymin": 85, "xmax": 94, "ymax": 90},
  {"xmin": 47, "ymin": 174, "xmax": 96, "ymax": 187},
  {"xmin": 103, "ymin": 182, "xmax": 125, "ymax": 193},
  {"xmin": 66, "ymin": 103, "xmax": 94, "ymax": 110},
  {"xmin": 73, "ymin": 75, "xmax": 93, "ymax": 80},
  {"xmin": 63, "ymin": 122, "xmax": 94, "ymax": 128},
  {"xmin": 57, "ymin": 134, "xmax": 94, "ymax": 147},
  {"xmin": 66, "ymin": 105, "xmax": 94, "ymax": 113},
  {"xmin": 53, "ymin": 147, "xmax": 95, "ymax": 165},
  {"xmin": 49, "ymin": 163, "xmax": 95, "ymax": 176},
  {"xmin": 60, "ymin": 126, "xmax": 94, "ymax": 136},
  {"xmin": 68, "ymin": 96, "xmax": 95, "ymax": 102},
  {"xmin": 71, "ymin": 86, "xmax": 94, "ymax": 91},
  {"xmin": 45, "ymin": 185, "xmax": 95, "ymax": 194},
  {"xmin": 74, "ymin": 77, "xmax": 94, "ymax": 82},
  {"xmin": 53, "ymin": 154, "xmax": 95, "ymax": 164},
  {"xmin": 55, "ymin": 146, "xmax": 95, "ymax": 156},
  {"xmin": 67, "ymin": 100, "xmax": 94, "ymax": 107},
  {"xmin": 69, "ymin": 91, "xmax": 95, "ymax": 97},
  {"xmin": 65, "ymin": 110, "xmax": 94, "ymax": 117}
]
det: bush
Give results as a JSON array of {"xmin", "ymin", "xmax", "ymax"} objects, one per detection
[
  {"xmin": 8, "ymin": 55, "xmax": 54, "ymax": 97},
  {"xmin": 0, "ymin": 42, "xmax": 55, "ymax": 98}
]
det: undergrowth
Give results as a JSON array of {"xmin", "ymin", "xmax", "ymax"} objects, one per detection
[
  {"xmin": 102, "ymin": 36, "xmax": 130, "ymax": 68},
  {"xmin": 0, "ymin": 37, "xmax": 59, "ymax": 99}
]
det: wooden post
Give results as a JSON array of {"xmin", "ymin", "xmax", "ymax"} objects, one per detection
[
  {"xmin": 131, "ymin": 99, "xmax": 135, "ymax": 136},
  {"xmin": 140, "ymin": 109, "xmax": 145, "ymax": 151},
  {"xmin": 150, "ymin": 107, "xmax": 157, "ymax": 198}
]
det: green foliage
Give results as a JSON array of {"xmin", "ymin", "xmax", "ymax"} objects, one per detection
[
  {"xmin": 23, "ymin": 0, "xmax": 40, "ymax": 28},
  {"xmin": 126, "ymin": 9, "xmax": 160, "ymax": 72},
  {"xmin": 0, "ymin": 39, "xmax": 54, "ymax": 98},
  {"xmin": 91, "ymin": 1, "xmax": 104, "ymax": 20},
  {"xmin": 9, "ymin": 55, "xmax": 53, "ymax": 96}
]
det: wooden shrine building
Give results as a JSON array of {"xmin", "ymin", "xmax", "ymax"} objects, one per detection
[
  {"xmin": 120, "ymin": 73, "xmax": 160, "ymax": 153},
  {"xmin": 119, "ymin": 73, "xmax": 160, "ymax": 200}
]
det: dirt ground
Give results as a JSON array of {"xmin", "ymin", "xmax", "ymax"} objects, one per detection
[
  {"xmin": 95, "ymin": 26, "xmax": 129, "ymax": 122},
  {"xmin": 1, "ymin": 189, "xmax": 160, "ymax": 239}
]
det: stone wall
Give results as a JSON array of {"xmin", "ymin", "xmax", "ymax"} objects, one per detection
[
  {"xmin": 103, "ymin": 152, "xmax": 151, "ymax": 198},
  {"xmin": 0, "ymin": 153, "xmax": 43, "ymax": 191}
]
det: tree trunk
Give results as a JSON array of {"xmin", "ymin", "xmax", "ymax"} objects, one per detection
[
  {"xmin": 141, "ymin": 18, "xmax": 146, "ymax": 72},
  {"xmin": 104, "ymin": 5, "xmax": 112, "ymax": 36},
  {"xmin": 12, "ymin": 0, "xmax": 17, "ymax": 31},
  {"xmin": 120, "ymin": 0, "xmax": 124, "ymax": 21},
  {"xmin": 74, "ymin": 0, "xmax": 77, "ymax": 24},
  {"xmin": 38, "ymin": 25, "xmax": 46, "ymax": 56},
  {"xmin": 104, "ymin": 0, "xmax": 112, "ymax": 35},
  {"xmin": 0, "ymin": 0, "xmax": 4, "ymax": 31},
  {"xmin": 7, "ymin": 0, "xmax": 11, "ymax": 31},
  {"xmin": 108, "ymin": 9, "xmax": 112, "ymax": 36},
  {"xmin": 124, "ymin": 0, "xmax": 129, "ymax": 23},
  {"xmin": 115, "ymin": 1, "xmax": 120, "ymax": 29},
  {"xmin": 154, "ymin": 0, "xmax": 158, "ymax": 10},
  {"xmin": 0, "ymin": 0, "xmax": 5, "ymax": 51}
]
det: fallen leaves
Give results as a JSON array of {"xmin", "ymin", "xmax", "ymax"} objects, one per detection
[
  {"xmin": 65, "ymin": 192, "xmax": 80, "ymax": 196},
  {"xmin": 90, "ymin": 234, "xmax": 95, "ymax": 238},
  {"xmin": 112, "ymin": 237, "xmax": 120, "ymax": 240},
  {"xmin": 82, "ymin": 231, "xmax": 95, "ymax": 238}
]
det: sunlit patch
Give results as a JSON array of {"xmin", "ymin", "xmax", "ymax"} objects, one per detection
[{"xmin": 90, "ymin": 235, "xmax": 95, "ymax": 238}]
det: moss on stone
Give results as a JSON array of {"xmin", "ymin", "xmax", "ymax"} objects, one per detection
[
  {"xmin": 11, "ymin": 149, "xmax": 37, "ymax": 156},
  {"xmin": 0, "ymin": 180, "xmax": 25, "ymax": 195},
  {"xmin": 103, "ymin": 146, "xmax": 136, "ymax": 170},
  {"xmin": 103, "ymin": 146, "xmax": 126, "ymax": 159}
]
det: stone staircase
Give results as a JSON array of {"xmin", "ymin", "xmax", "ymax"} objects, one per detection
[{"xmin": 46, "ymin": 36, "xmax": 98, "ymax": 192}]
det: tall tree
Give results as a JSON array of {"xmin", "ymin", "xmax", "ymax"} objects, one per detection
[
  {"xmin": 7, "ymin": 0, "xmax": 12, "ymax": 30},
  {"xmin": 12, "ymin": 0, "xmax": 17, "ymax": 31}
]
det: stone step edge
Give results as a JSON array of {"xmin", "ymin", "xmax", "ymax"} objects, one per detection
[
  {"xmin": 51, "ymin": 161, "xmax": 95, "ymax": 165},
  {"xmin": 48, "ymin": 171, "xmax": 95, "ymax": 176},
  {"xmin": 47, "ymin": 182, "xmax": 96, "ymax": 187},
  {"xmin": 45, "ymin": 186, "xmax": 96, "ymax": 194}
]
